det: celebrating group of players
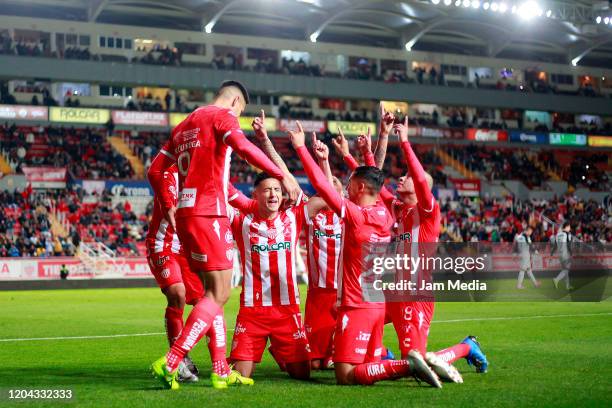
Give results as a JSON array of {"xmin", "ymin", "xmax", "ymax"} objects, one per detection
[{"xmin": 145, "ymin": 80, "xmax": 488, "ymax": 390}]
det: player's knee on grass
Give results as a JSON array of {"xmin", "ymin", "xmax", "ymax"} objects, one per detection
[
  {"xmin": 311, "ymin": 359, "xmax": 322, "ymax": 370},
  {"xmin": 199, "ymin": 269, "xmax": 233, "ymax": 305},
  {"xmin": 286, "ymin": 361, "xmax": 310, "ymax": 380},
  {"xmin": 334, "ymin": 362, "xmax": 356, "ymax": 385},
  {"xmin": 164, "ymin": 283, "xmax": 186, "ymax": 309}
]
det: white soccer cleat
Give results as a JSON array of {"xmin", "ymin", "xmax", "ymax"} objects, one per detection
[
  {"xmin": 177, "ymin": 361, "xmax": 199, "ymax": 383},
  {"xmin": 425, "ymin": 352, "xmax": 463, "ymax": 384},
  {"xmin": 407, "ymin": 350, "xmax": 442, "ymax": 388}
]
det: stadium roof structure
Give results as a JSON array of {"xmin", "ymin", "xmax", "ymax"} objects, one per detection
[{"xmin": 1, "ymin": 0, "xmax": 612, "ymax": 68}]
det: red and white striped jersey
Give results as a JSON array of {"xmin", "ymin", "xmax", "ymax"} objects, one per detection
[
  {"xmin": 304, "ymin": 209, "xmax": 343, "ymax": 290},
  {"xmin": 146, "ymin": 170, "xmax": 181, "ymax": 254},
  {"xmin": 231, "ymin": 203, "xmax": 306, "ymax": 307}
]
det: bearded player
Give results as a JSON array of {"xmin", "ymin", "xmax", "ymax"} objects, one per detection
[
  {"xmin": 148, "ymin": 80, "xmax": 297, "ymax": 390},
  {"xmin": 146, "ymin": 165, "xmax": 203, "ymax": 382},
  {"xmin": 290, "ymin": 122, "xmax": 442, "ymax": 387}
]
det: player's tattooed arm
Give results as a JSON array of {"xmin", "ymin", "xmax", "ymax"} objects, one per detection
[
  {"xmin": 289, "ymin": 122, "xmax": 343, "ymax": 216},
  {"xmin": 374, "ymin": 103, "xmax": 395, "ymax": 169},
  {"xmin": 306, "ymin": 197, "xmax": 328, "ymax": 220},
  {"xmin": 394, "ymin": 115, "xmax": 435, "ymax": 211},
  {"xmin": 252, "ymin": 110, "xmax": 302, "ymax": 205}
]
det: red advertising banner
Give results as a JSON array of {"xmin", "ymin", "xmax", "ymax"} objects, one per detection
[
  {"xmin": 112, "ymin": 110, "xmax": 168, "ymax": 127},
  {"xmin": 0, "ymin": 257, "xmax": 152, "ymax": 280},
  {"xmin": 278, "ymin": 119, "xmax": 326, "ymax": 133},
  {"xmin": 466, "ymin": 128, "xmax": 508, "ymax": 142},
  {"xmin": 451, "ymin": 178, "xmax": 481, "ymax": 197},
  {"xmin": 408, "ymin": 127, "xmax": 464, "ymax": 139},
  {"xmin": 22, "ymin": 166, "xmax": 67, "ymax": 189},
  {"xmin": 0, "ymin": 104, "xmax": 48, "ymax": 121}
]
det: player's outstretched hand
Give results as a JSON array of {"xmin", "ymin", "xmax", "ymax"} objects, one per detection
[
  {"xmin": 379, "ymin": 103, "xmax": 395, "ymax": 136},
  {"xmin": 252, "ymin": 109, "xmax": 268, "ymax": 140},
  {"xmin": 331, "ymin": 127, "xmax": 350, "ymax": 157},
  {"xmin": 165, "ymin": 206, "xmax": 177, "ymax": 231},
  {"xmin": 288, "ymin": 121, "xmax": 306, "ymax": 148},
  {"xmin": 312, "ymin": 132, "xmax": 329, "ymax": 161},
  {"xmin": 393, "ymin": 115, "xmax": 409, "ymax": 143},
  {"xmin": 357, "ymin": 127, "xmax": 372, "ymax": 153}
]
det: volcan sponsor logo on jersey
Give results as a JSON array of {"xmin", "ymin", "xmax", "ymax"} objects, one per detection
[
  {"xmin": 178, "ymin": 188, "xmax": 196, "ymax": 208},
  {"xmin": 155, "ymin": 255, "xmax": 169, "ymax": 266},
  {"xmin": 175, "ymin": 139, "xmax": 201, "ymax": 154},
  {"xmin": 395, "ymin": 232, "xmax": 412, "ymax": 242},
  {"xmin": 314, "ymin": 229, "xmax": 342, "ymax": 239},
  {"xmin": 251, "ymin": 241, "xmax": 291, "ymax": 253},
  {"xmin": 179, "ymin": 128, "xmax": 199, "ymax": 142}
]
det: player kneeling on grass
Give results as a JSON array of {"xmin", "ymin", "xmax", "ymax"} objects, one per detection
[
  {"xmin": 290, "ymin": 122, "xmax": 442, "ymax": 387},
  {"xmin": 225, "ymin": 175, "xmax": 316, "ymax": 380}
]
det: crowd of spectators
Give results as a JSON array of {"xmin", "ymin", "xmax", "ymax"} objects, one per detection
[
  {"xmin": 442, "ymin": 195, "xmax": 611, "ymax": 244},
  {"xmin": 139, "ymin": 46, "xmax": 182, "ymax": 66},
  {"xmin": 0, "ymin": 189, "xmax": 78, "ymax": 257},
  {"xmin": 0, "ymin": 124, "xmax": 134, "ymax": 179}
]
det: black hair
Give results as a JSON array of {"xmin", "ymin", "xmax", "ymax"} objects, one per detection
[
  {"xmin": 351, "ymin": 166, "xmax": 385, "ymax": 192},
  {"xmin": 562, "ymin": 221, "xmax": 571, "ymax": 229},
  {"xmin": 253, "ymin": 172, "xmax": 275, "ymax": 187},
  {"xmin": 218, "ymin": 80, "xmax": 250, "ymax": 104}
]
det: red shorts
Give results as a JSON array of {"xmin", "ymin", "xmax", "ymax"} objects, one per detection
[
  {"xmin": 333, "ymin": 306, "xmax": 385, "ymax": 365},
  {"xmin": 147, "ymin": 250, "xmax": 204, "ymax": 305},
  {"xmin": 176, "ymin": 216, "xmax": 234, "ymax": 272},
  {"xmin": 230, "ymin": 305, "xmax": 310, "ymax": 364},
  {"xmin": 305, "ymin": 287, "xmax": 337, "ymax": 360},
  {"xmin": 386, "ymin": 301, "xmax": 434, "ymax": 358}
]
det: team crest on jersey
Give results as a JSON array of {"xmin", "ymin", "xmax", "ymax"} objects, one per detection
[
  {"xmin": 160, "ymin": 268, "xmax": 170, "ymax": 279},
  {"xmin": 225, "ymin": 230, "xmax": 233, "ymax": 244},
  {"xmin": 266, "ymin": 228, "xmax": 279, "ymax": 239},
  {"xmin": 226, "ymin": 249, "xmax": 234, "ymax": 262}
]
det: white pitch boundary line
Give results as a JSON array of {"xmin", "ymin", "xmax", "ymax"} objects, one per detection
[{"xmin": 0, "ymin": 312, "xmax": 610, "ymax": 343}]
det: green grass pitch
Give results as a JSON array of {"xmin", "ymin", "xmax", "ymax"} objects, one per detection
[{"xmin": 0, "ymin": 286, "xmax": 610, "ymax": 407}]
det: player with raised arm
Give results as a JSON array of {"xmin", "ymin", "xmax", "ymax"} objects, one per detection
[
  {"xmin": 225, "ymin": 176, "xmax": 315, "ymax": 381},
  {"xmin": 335, "ymin": 118, "xmax": 487, "ymax": 378},
  {"xmin": 149, "ymin": 80, "xmax": 292, "ymax": 390},
  {"xmin": 290, "ymin": 122, "xmax": 442, "ymax": 388},
  {"xmin": 146, "ymin": 166, "xmax": 203, "ymax": 383}
]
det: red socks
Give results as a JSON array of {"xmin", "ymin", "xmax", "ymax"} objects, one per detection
[
  {"xmin": 435, "ymin": 343, "xmax": 471, "ymax": 364},
  {"xmin": 353, "ymin": 360, "xmax": 411, "ymax": 385},
  {"xmin": 207, "ymin": 312, "xmax": 230, "ymax": 376},
  {"xmin": 164, "ymin": 306, "xmax": 184, "ymax": 346},
  {"xmin": 165, "ymin": 297, "xmax": 219, "ymax": 372}
]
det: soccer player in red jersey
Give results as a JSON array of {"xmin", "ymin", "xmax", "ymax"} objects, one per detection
[
  {"xmin": 290, "ymin": 122, "xmax": 442, "ymax": 387},
  {"xmin": 146, "ymin": 166, "xmax": 204, "ymax": 382},
  {"xmin": 149, "ymin": 80, "xmax": 296, "ymax": 390},
  {"xmin": 225, "ymin": 176, "xmax": 314, "ymax": 380},
  {"xmin": 373, "ymin": 115, "xmax": 487, "ymax": 377}
]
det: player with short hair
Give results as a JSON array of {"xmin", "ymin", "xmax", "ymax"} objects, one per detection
[
  {"xmin": 552, "ymin": 222, "xmax": 573, "ymax": 290},
  {"xmin": 290, "ymin": 122, "xmax": 442, "ymax": 387},
  {"xmin": 514, "ymin": 226, "xmax": 540, "ymax": 289},
  {"xmin": 336, "ymin": 118, "xmax": 487, "ymax": 378},
  {"xmin": 225, "ymin": 174, "xmax": 313, "ymax": 380},
  {"xmin": 149, "ymin": 80, "xmax": 297, "ymax": 390},
  {"xmin": 146, "ymin": 166, "xmax": 203, "ymax": 383}
]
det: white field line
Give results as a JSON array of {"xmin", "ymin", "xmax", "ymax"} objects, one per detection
[{"xmin": 0, "ymin": 312, "xmax": 610, "ymax": 343}]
